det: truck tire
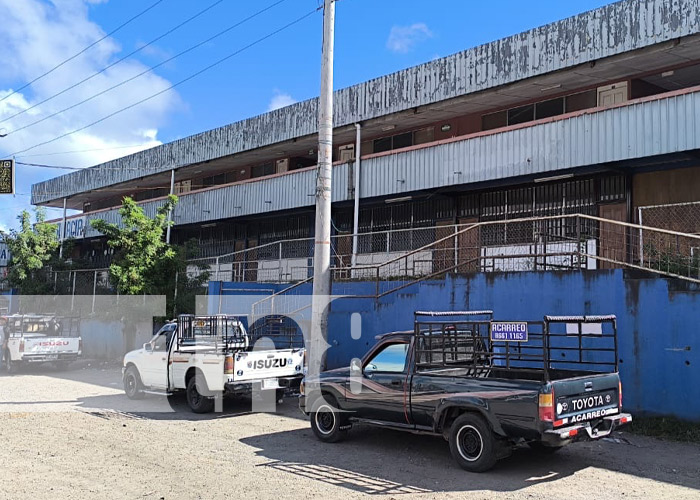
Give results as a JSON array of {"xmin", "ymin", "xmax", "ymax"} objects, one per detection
[
  {"xmin": 186, "ymin": 376, "xmax": 215, "ymax": 414},
  {"xmin": 310, "ymin": 395, "xmax": 347, "ymax": 443},
  {"xmin": 448, "ymin": 413, "xmax": 498, "ymax": 472},
  {"xmin": 123, "ymin": 366, "xmax": 145, "ymax": 400}
]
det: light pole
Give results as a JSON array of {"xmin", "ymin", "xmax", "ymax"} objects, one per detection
[{"xmin": 310, "ymin": 0, "xmax": 335, "ymax": 374}]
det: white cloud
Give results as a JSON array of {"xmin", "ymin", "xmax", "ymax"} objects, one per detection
[
  {"xmin": 268, "ymin": 89, "xmax": 297, "ymax": 111},
  {"xmin": 0, "ymin": 0, "xmax": 179, "ymax": 231},
  {"xmin": 386, "ymin": 23, "xmax": 433, "ymax": 54}
]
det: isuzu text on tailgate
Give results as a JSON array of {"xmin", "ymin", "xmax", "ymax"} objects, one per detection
[{"xmin": 300, "ymin": 311, "xmax": 631, "ymax": 472}]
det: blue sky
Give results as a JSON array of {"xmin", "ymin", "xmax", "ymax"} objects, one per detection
[{"xmin": 0, "ymin": 0, "xmax": 611, "ymax": 232}]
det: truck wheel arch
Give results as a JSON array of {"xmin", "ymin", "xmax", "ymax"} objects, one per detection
[{"xmin": 437, "ymin": 405, "xmax": 505, "ymax": 440}]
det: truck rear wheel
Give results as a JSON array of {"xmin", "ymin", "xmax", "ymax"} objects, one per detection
[
  {"xmin": 186, "ymin": 376, "xmax": 215, "ymax": 414},
  {"xmin": 123, "ymin": 366, "xmax": 144, "ymax": 399},
  {"xmin": 448, "ymin": 413, "xmax": 498, "ymax": 472},
  {"xmin": 310, "ymin": 395, "xmax": 347, "ymax": 443}
]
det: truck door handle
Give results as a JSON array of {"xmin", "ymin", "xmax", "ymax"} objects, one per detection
[{"xmin": 390, "ymin": 380, "xmax": 401, "ymax": 386}]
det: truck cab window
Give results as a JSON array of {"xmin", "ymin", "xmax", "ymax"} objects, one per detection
[
  {"xmin": 152, "ymin": 332, "xmax": 168, "ymax": 352},
  {"xmin": 365, "ymin": 343, "xmax": 409, "ymax": 373}
]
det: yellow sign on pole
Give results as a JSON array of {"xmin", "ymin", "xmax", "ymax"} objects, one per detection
[{"xmin": 0, "ymin": 159, "xmax": 14, "ymax": 195}]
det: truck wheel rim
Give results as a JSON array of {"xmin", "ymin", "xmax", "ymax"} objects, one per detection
[
  {"xmin": 456, "ymin": 425, "xmax": 483, "ymax": 462},
  {"xmin": 190, "ymin": 386, "xmax": 202, "ymax": 406},
  {"xmin": 125, "ymin": 373, "xmax": 136, "ymax": 395},
  {"xmin": 315, "ymin": 404, "xmax": 335, "ymax": 435}
]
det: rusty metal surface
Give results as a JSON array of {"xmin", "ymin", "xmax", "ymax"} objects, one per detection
[{"xmin": 32, "ymin": 0, "xmax": 700, "ymax": 205}]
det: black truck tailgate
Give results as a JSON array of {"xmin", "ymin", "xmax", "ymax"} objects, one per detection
[{"xmin": 551, "ymin": 372, "xmax": 621, "ymax": 426}]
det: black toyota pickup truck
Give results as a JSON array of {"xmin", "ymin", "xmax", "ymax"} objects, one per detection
[{"xmin": 299, "ymin": 311, "xmax": 632, "ymax": 472}]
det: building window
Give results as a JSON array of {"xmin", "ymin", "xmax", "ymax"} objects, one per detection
[
  {"xmin": 373, "ymin": 131, "xmax": 415, "ymax": 153},
  {"xmin": 373, "ymin": 137, "xmax": 393, "ymax": 154},
  {"xmin": 565, "ymin": 90, "xmax": 597, "ymax": 112},
  {"xmin": 535, "ymin": 97, "xmax": 564, "ymax": 119},
  {"xmin": 392, "ymin": 132, "xmax": 413, "ymax": 149},
  {"xmin": 251, "ymin": 163, "xmax": 275, "ymax": 178},
  {"xmin": 507, "ymin": 104, "xmax": 534, "ymax": 125}
]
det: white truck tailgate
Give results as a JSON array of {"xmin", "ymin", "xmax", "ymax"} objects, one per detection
[
  {"xmin": 24, "ymin": 336, "xmax": 80, "ymax": 355},
  {"xmin": 233, "ymin": 349, "xmax": 304, "ymax": 383}
]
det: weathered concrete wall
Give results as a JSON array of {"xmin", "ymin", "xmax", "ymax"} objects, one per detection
[
  {"xmin": 33, "ymin": 0, "xmax": 700, "ymax": 205},
  {"xmin": 79, "ymin": 319, "xmax": 153, "ymax": 360}
]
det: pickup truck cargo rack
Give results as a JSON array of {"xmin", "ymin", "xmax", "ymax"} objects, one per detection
[
  {"xmin": 4, "ymin": 314, "xmax": 81, "ymax": 338},
  {"xmin": 176, "ymin": 314, "xmax": 247, "ymax": 352},
  {"xmin": 413, "ymin": 311, "xmax": 618, "ymax": 382}
]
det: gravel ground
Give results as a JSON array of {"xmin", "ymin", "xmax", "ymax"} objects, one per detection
[{"xmin": 0, "ymin": 362, "xmax": 699, "ymax": 500}]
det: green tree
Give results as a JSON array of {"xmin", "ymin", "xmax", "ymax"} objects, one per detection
[
  {"xmin": 91, "ymin": 195, "xmax": 177, "ymax": 295},
  {"xmin": 2, "ymin": 208, "xmax": 59, "ymax": 293},
  {"xmin": 151, "ymin": 239, "xmax": 210, "ymax": 318}
]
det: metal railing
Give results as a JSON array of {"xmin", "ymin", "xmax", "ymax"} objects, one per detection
[
  {"xmin": 20, "ymin": 213, "xmax": 700, "ymax": 313},
  {"xmin": 638, "ymin": 201, "xmax": 700, "ymax": 235},
  {"xmin": 192, "ymin": 213, "xmax": 700, "ymax": 287}
]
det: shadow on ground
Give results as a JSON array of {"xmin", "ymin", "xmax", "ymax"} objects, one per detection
[{"xmin": 240, "ymin": 425, "xmax": 700, "ymax": 495}]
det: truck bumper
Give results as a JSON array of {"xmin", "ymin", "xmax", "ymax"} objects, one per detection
[
  {"xmin": 225, "ymin": 375, "xmax": 302, "ymax": 396},
  {"xmin": 21, "ymin": 353, "xmax": 80, "ymax": 363},
  {"xmin": 543, "ymin": 413, "xmax": 632, "ymax": 445}
]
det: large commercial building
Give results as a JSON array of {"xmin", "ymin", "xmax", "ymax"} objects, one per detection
[{"xmin": 32, "ymin": 0, "xmax": 700, "ymax": 277}]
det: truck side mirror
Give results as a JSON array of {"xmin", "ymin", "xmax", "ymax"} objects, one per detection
[
  {"xmin": 350, "ymin": 358, "xmax": 362, "ymax": 376},
  {"xmin": 143, "ymin": 343, "xmax": 152, "ymax": 352}
]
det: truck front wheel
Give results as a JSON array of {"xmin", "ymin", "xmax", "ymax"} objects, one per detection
[
  {"xmin": 448, "ymin": 413, "xmax": 498, "ymax": 472},
  {"xmin": 123, "ymin": 366, "xmax": 145, "ymax": 399},
  {"xmin": 186, "ymin": 376, "xmax": 215, "ymax": 414},
  {"xmin": 310, "ymin": 395, "xmax": 347, "ymax": 443}
]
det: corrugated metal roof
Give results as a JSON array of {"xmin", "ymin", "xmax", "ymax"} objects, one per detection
[
  {"xmin": 32, "ymin": 0, "xmax": 700, "ymax": 205},
  {"xmin": 73, "ymin": 88, "xmax": 700, "ymax": 239}
]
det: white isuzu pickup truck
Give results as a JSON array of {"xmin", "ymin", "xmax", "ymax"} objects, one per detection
[
  {"xmin": 2, "ymin": 315, "xmax": 82, "ymax": 373},
  {"xmin": 122, "ymin": 314, "xmax": 305, "ymax": 413}
]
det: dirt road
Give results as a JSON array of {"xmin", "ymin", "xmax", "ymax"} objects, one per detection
[{"xmin": 0, "ymin": 363, "xmax": 698, "ymax": 500}]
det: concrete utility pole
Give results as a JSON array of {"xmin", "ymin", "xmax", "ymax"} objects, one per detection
[
  {"xmin": 310, "ymin": 0, "xmax": 335, "ymax": 373},
  {"xmin": 59, "ymin": 197, "xmax": 67, "ymax": 259},
  {"xmin": 166, "ymin": 169, "xmax": 175, "ymax": 244}
]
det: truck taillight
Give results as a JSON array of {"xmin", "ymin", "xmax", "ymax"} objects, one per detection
[
  {"xmin": 618, "ymin": 381, "xmax": 623, "ymax": 409},
  {"xmin": 539, "ymin": 392, "xmax": 554, "ymax": 422},
  {"xmin": 19, "ymin": 339, "xmax": 25, "ymax": 353},
  {"xmin": 78, "ymin": 338, "xmax": 83, "ymax": 353},
  {"xmin": 224, "ymin": 354, "xmax": 234, "ymax": 375}
]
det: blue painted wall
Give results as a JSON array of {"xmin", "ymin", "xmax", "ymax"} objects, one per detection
[{"xmin": 210, "ymin": 270, "xmax": 700, "ymax": 421}]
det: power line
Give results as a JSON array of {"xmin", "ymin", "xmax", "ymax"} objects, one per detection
[
  {"xmin": 16, "ymin": 161, "xmax": 83, "ymax": 170},
  {"xmin": 10, "ymin": 7, "xmax": 319, "ymax": 157},
  {"xmin": 6, "ymin": 0, "xmax": 290, "ymax": 137},
  {"xmin": 0, "ymin": 0, "xmax": 166, "ymax": 105},
  {"xmin": 16, "ymin": 144, "xmax": 156, "ymax": 158},
  {"xmin": 16, "ymin": 161, "xmax": 168, "ymax": 173},
  {"xmin": 0, "ymin": 0, "xmax": 226, "ymax": 126}
]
